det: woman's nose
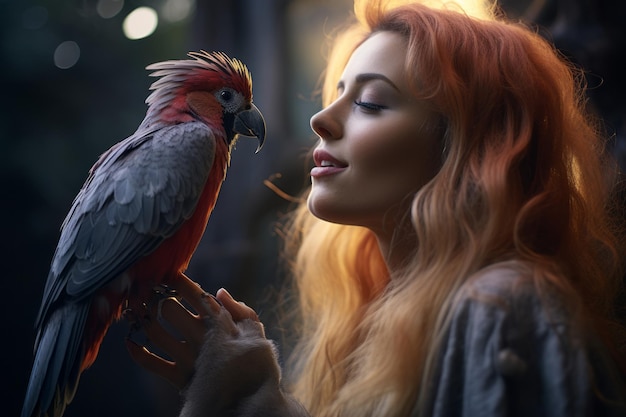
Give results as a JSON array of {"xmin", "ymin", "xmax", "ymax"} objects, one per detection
[{"xmin": 310, "ymin": 103, "xmax": 343, "ymax": 141}]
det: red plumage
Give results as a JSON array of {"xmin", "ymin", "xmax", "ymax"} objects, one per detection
[{"xmin": 22, "ymin": 51, "xmax": 265, "ymax": 417}]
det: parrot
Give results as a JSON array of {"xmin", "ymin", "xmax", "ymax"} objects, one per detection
[{"xmin": 21, "ymin": 50, "xmax": 266, "ymax": 417}]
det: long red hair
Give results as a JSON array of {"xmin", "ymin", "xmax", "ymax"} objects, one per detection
[{"xmin": 283, "ymin": 1, "xmax": 625, "ymax": 416}]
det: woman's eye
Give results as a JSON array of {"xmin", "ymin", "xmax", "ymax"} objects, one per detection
[{"xmin": 354, "ymin": 100, "xmax": 387, "ymax": 111}]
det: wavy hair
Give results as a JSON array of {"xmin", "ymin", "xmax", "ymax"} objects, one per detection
[{"xmin": 282, "ymin": 1, "xmax": 625, "ymax": 416}]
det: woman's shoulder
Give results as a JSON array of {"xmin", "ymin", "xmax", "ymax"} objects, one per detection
[
  {"xmin": 423, "ymin": 260, "xmax": 626, "ymax": 416},
  {"xmin": 449, "ymin": 260, "xmax": 565, "ymax": 349},
  {"xmin": 452, "ymin": 260, "xmax": 584, "ymax": 347},
  {"xmin": 458, "ymin": 260, "xmax": 562, "ymax": 321},
  {"xmin": 462, "ymin": 259, "xmax": 536, "ymax": 299}
]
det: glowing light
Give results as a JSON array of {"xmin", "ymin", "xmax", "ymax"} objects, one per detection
[
  {"xmin": 355, "ymin": 0, "xmax": 495, "ymax": 21},
  {"xmin": 162, "ymin": 0, "xmax": 195, "ymax": 22},
  {"xmin": 54, "ymin": 41, "xmax": 80, "ymax": 69},
  {"xmin": 97, "ymin": 0, "xmax": 124, "ymax": 19},
  {"xmin": 123, "ymin": 7, "xmax": 158, "ymax": 40}
]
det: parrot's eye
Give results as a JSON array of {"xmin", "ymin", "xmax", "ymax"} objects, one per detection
[
  {"xmin": 220, "ymin": 90, "xmax": 233, "ymax": 101},
  {"xmin": 215, "ymin": 87, "xmax": 244, "ymax": 113}
]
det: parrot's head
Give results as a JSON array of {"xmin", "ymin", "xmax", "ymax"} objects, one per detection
[{"xmin": 145, "ymin": 50, "xmax": 265, "ymax": 152}]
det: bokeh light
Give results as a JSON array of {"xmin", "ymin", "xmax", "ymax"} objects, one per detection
[
  {"xmin": 53, "ymin": 41, "xmax": 80, "ymax": 69},
  {"xmin": 97, "ymin": 0, "xmax": 124, "ymax": 19},
  {"xmin": 161, "ymin": 0, "xmax": 195, "ymax": 23},
  {"xmin": 122, "ymin": 7, "xmax": 158, "ymax": 40}
]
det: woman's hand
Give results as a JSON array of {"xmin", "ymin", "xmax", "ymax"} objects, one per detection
[
  {"xmin": 125, "ymin": 275, "xmax": 260, "ymax": 390},
  {"xmin": 125, "ymin": 275, "xmax": 309, "ymax": 416}
]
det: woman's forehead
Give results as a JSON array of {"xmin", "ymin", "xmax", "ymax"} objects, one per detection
[{"xmin": 340, "ymin": 31, "xmax": 408, "ymax": 86}]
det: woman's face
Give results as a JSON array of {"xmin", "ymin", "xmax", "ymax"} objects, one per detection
[{"xmin": 308, "ymin": 31, "xmax": 442, "ymax": 235}]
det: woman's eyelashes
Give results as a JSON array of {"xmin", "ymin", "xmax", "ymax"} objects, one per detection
[
  {"xmin": 354, "ymin": 86, "xmax": 393, "ymax": 112},
  {"xmin": 335, "ymin": 81, "xmax": 393, "ymax": 112},
  {"xmin": 354, "ymin": 99, "xmax": 388, "ymax": 112}
]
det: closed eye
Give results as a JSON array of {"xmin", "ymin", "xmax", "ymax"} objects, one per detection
[{"xmin": 354, "ymin": 100, "xmax": 388, "ymax": 111}]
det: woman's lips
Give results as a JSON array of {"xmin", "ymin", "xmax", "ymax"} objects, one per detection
[{"xmin": 311, "ymin": 149, "xmax": 348, "ymax": 178}]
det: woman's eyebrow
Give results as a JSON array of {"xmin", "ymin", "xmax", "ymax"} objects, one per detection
[{"xmin": 337, "ymin": 73, "xmax": 401, "ymax": 92}]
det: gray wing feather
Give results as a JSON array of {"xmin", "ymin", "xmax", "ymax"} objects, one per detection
[{"xmin": 36, "ymin": 121, "xmax": 217, "ymax": 325}]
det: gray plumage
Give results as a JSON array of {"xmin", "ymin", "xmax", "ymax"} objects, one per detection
[
  {"xmin": 22, "ymin": 50, "xmax": 265, "ymax": 417},
  {"xmin": 24, "ymin": 121, "xmax": 217, "ymax": 417},
  {"xmin": 38, "ymin": 121, "xmax": 216, "ymax": 323}
]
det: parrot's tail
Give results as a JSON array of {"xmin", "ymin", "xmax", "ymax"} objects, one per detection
[{"xmin": 22, "ymin": 302, "xmax": 89, "ymax": 417}]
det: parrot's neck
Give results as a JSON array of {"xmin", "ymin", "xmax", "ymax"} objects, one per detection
[{"xmin": 138, "ymin": 107, "xmax": 185, "ymax": 132}]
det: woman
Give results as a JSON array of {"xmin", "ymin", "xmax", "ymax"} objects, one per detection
[{"xmin": 127, "ymin": 1, "xmax": 626, "ymax": 415}]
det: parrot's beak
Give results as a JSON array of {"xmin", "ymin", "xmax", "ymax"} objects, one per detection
[{"xmin": 233, "ymin": 103, "xmax": 266, "ymax": 153}]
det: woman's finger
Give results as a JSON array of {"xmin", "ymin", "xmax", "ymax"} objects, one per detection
[
  {"xmin": 216, "ymin": 288, "xmax": 260, "ymax": 322},
  {"xmin": 156, "ymin": 297, "xmax": 207, "ymax": 346},
  {"xmin": 125, "ymin": 339, "xmax": 189, "ymax": 389},
  {"xmin": 175, "ymin": 273, "xmax": 220, "ymax": 315},
  {"xmin": 142, "ymin": 301, "xmax": 196, "ymax": 367}
]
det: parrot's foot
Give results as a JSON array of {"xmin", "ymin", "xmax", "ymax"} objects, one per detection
[
  {"xmin": 152, "ymin": 284, "xmax": 180, "ymax": 298},
  {"xmin": 123, "ymin": 307, "xmax": 150, "ymax": 346},
  {"xmin": 126, "ymin": 284, "xmax": 188, "ymax": 348},
  {"xmin": 149, "ymin": 284, "xmax": 185, "ymax": 322}
]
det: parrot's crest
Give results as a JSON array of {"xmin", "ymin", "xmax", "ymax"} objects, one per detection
[
  {"xmin": 22, "ymin": 48, "xmax": 265, "ymax": 417},
  {"xmin": 187, "ymin": 51, "xmax": 252, "ymax": 96},
  {"xmin": 144, "ymin": 50, "xmax": 253, "ymax": 118}
]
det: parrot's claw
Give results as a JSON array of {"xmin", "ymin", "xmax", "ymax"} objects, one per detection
[
  {"xmin": 144, "ymin": 284, "xmax": 181, "ymax": 314},
  {"xmin": 123, "ymin": 308, "xmax": 150, "ymax": 346},
  {"xmin": 152, "ymin": 284, "xmax": 179, "ymax": 297},
  {"xmin": 123, "ymin": 308, "xmax": 145, "ymax": 329},
  {"xmin": 130, "ymin": 285, "xmax": 176, "ymax": 314}
]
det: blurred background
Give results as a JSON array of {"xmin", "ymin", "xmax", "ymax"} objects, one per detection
[{"xmin": 2, "ymin": 0, "xmax": 624, "ymax": 416}]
